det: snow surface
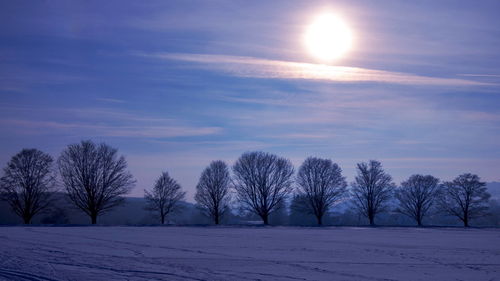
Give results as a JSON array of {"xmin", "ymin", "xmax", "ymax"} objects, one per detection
[{"xmin": 0, "ymin": 226, "xmax": 499, "ymax": 280}]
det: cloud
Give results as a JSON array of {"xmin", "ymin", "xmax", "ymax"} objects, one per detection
[
  {"xmin": 66, "ymin": 108, "xmax": 177, "ymax": 123},
  {"xmin": 143, "ymin": 53, "xmax": 487, "ymax": 86},
  {"xmin": 0, "ymin": 117, "xmax": 222, "ymax": 138},
  {"xmin": 460, "ymin": 111, "xmax": 500, "ymax": 123},
  {"xmin": 95, "ymin": 98, "xmax": 126, "ymax": 104},
  {"xmin": 381, "ymin": 157, "xmax": 500, "ymax": 171},
  {"xmin": 458, "ymin": 74, "xmax": 500, "ymax": 78},
  {"xmin": 267, "ymin": 133, "xmax": 334, "ymax": 140}
]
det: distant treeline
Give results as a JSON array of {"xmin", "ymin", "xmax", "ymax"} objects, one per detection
[{"xmin": 1, "ymin": 140, "xmax": 498, "ymax": 227}]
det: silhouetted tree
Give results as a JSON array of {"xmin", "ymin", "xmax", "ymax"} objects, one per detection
[
  {"xmin": 195, "ymin": 160, "xmax": 231, "ymax": 224},
  {"xmin": 145, "ymin": 171, "xmax": 185, "ymax": 224},
  {"xmin": 0, "ymin": 149, "xmax": 56, "ymax": 224},
  {"xmin": 437, "ymin": 173, "xmax": 490, "ymax": 227},
  {"xmin": 269, "ymin": 199, "xmax": 288, "ymax": 225},
  {"xmin": 296, "ymin": 157, "xmax": 347, "ymax": 225},
  {"xmin": 487, "ymin": 199, "xmax": 500, "ymax": 226},
  {"xmin": 41, "ymin": 206, "xmax": 69, "ymax": 224},
  {"xmin": 232, "ymin": 151, "xmax": 294, "ymax": 225},
  {"xmin": 289, "ymin": 194, "xmax": 315, "ymax": 225},
  {"xmin": 351, "ymin": 160, "xmax": 395, "ymax": 226},
  {"xmin": 395, "ymin": 174, "xmax": 439, "ymax": 226},
  {"xmin": 58, "ymin": 140, "xmax": 135, "ymax": 224}
]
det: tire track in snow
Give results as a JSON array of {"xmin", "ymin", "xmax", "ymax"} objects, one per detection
[{"xmin": 0, "ymin": 268, "xmax": 57, "ymax": 281}]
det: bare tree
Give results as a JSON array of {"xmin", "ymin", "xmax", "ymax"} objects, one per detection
[
  {"xmin": 296, "ymin": 157, "xmax": 347, "ymax": 225},
  {"xmin": 145, "ymin": 171, "xmax": 185, "ymax": 224},
  {"xmin": 395, "ymin": 174, "xmax": 439, "ymax": 226},
  {"xmin": 437, "ymin": 173, "xmax": 490, "ymax": 227},
  {"xmin": 0, "ymin": 149, "xmax": 56, "ymax": 224},
  {"xmin": 232, "ymin": 151, "xmax": 294, "ymax": 225},
  {"xmin": 351, "ymin": 160, "xmax": 395, "ymax": 226},
  {"xmin": 58, "ymin": 140, "xmax": 135, "ymax": 224},
  {"xmin": 195, "ymin": 160, "xmax": 231, "ymax": 225},
  {"xmin": 289, "ymin": 194, "xmax": 312, "ymax": 225}
]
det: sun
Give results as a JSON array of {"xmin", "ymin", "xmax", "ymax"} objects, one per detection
[{"xmin": 304, "ymin": 13, "xmax": 353, "ymax": 62}]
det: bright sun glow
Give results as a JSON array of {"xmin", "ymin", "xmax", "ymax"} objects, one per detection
[{"xmin": 305, "ymin": 13, "xmax": 353, "ymax": 62}]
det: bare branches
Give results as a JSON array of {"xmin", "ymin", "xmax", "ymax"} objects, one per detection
[
  {"xmin": 232, "ymin": 151, "xmax": 294, "ymax": 225},
  {"xmin": 145, "ymin": 171, "xmax": 185, "ymax": 224},
  {"xmin": 351, "ymin": 160, "xmax": 395, "ymax": 225},
  {"xmin": 296, "ymin": 157, "xmax": 347, "ymax": 225},
  {"xmin": 0, "ymin": 149, "xmax": 56, "ymax": 224},
  {"xmin": 395, "ymin": 174, "xmax": 439, "ymax": 226},
  {"xmin": 58, "ymin": 140, "xmax": 135, "ymax": 224},
  {"xmin": 437, "ymin": 173, "xmax": 490, "ymax": 227},
  {"xmin": 195, "ymin": 160, "xmax": 231, "ymax": 224}
]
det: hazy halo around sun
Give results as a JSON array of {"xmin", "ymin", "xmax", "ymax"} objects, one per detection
[{"xmin": 304, "ymin": 13, "xmax": 353, "ymax": 63}]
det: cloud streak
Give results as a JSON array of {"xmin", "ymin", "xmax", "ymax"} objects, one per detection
[
  {"xmin": 145, "ymin": 53, "xmax": 487, "ymax": 86},
  {"xmin": 0, "ymin": 113, "xmax": 222, "ymax": 138},
  {"xmin": 458, "ymin": 74, "xmax": 500, "ymax": 78}
]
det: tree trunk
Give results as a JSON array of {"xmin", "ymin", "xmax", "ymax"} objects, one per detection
[
  {"xmin": 463, "ymin": 215, "xmax": 469, "ymax": 227},
  {"xmin": 262, "ymin": 214, "xmax": 269, "ymax": 225},
  {"xmin": 368, "ymin": 214, "xmax": 375, "ymax": 226},
  {"xmin": 23, "ymin": 215, "xmax": 31, "ymax": 224},
  {"xmin": 316, "ymin": 215, "xmax": 323, "ymax": 226},
  {"xmin": 214, "ymin": 214, "xmax": 219, "ymax": 225},
  {"xmin": 91, "ymin": 212, "xmax": 97, "ymax": 224},
  {"xmin": 161, "ymin": 214, "xmax": 165, "ymax": 224},
  {"xmin": 417, "ymin": 217, "xmax": 422, "ymax": 227}
]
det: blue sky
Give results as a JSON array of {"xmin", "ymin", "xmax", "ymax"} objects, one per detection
[{"xmin": 1, "ymin": 0, "xmax": 499, "ymax": 200}]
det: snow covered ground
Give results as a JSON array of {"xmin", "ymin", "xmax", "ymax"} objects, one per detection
[{"xmin": 0, "ymin": 226, "xmax": 499, "ymax": 280}]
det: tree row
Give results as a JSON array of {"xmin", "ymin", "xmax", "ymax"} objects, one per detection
[{"xmin": 0, "ymin": 140, "xmax": 491, "ymax": 227}]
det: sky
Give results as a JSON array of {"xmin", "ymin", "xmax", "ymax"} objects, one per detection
[{"xmin": 1, "ymin": 0, "xmax": 499, "ymax": 200}]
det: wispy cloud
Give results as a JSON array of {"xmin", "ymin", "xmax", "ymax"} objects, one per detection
[
  {"xmin": 458, "ymin": 74, "xmax": 500, "ymax": 78},
  {"xmin": 0, "ymin": 119, "xmax": 221, "ymax": 138},
  {"xmin": 460, "ymin": 111, "xmax": 500, "ymax": 123},
  {"xmin": 95, "ymin": 98, "xmax": 127, "ymax": 104},
  {"xmin": 381, "ymin": 157, "xmax": 500, "ymax": 171},
  {"xmin": 267, "ymin": 133, "xmax": 334, "ymax": 140},
  {"xmin": 146, "ymin": 139, "xmax": 270, "ymax": 152},
  {"xmin": 66, "ymin": 108, "xmax": 177, "ymax": 123},
  {"xmin": 143, "ymin": 53, "xmax": 488, "ymax": 86}
]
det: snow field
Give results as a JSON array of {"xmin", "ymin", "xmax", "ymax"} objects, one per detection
[{"xmin": 0, "ymin": 226, "xmax": 499, "ymax": 280}]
